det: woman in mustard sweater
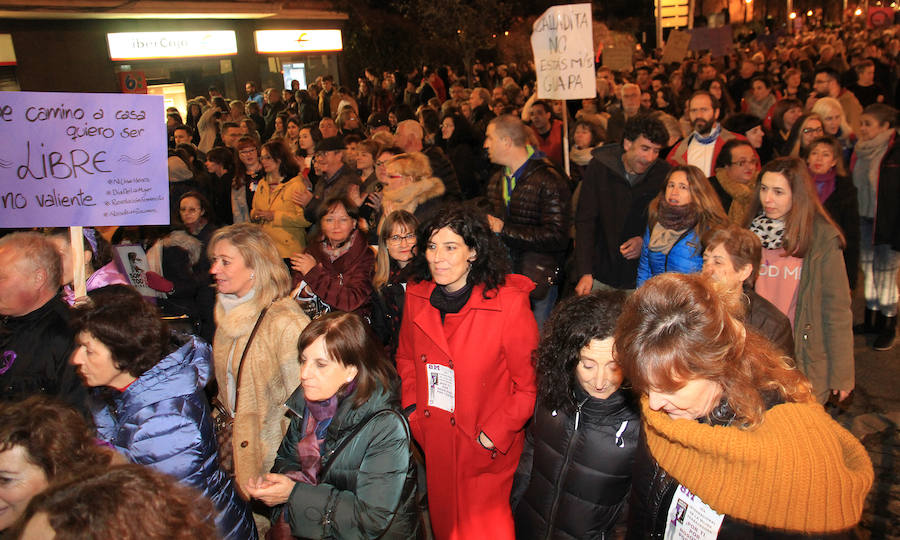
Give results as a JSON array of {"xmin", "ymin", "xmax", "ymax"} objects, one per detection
[{"xmin": 616, "ymin": 273, "xmax": 872, "ymax": 538}]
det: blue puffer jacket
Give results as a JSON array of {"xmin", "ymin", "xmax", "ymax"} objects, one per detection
[
  {"xmin": 636, "ymin": 226, "xmax": 703, "ymax": 287},
  {"xmin": 92, "ymin": 336, "xmax": 258, "ymax": 540}
]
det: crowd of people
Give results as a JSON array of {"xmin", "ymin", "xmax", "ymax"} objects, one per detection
[{"xmin": 2, "ymin": 18, "xmax": 897, "ymax": 539}]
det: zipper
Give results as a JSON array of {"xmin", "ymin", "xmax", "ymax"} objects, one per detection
[
  {"xmin": 663, "ymin": 229, "xmax": 694, "ymax": 272},
  {"xmin": 544, "ymin": 397, "xmax": 589, "ymax": 539}
]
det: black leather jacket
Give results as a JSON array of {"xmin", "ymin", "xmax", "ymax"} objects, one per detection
[{"xmin": 486, "ymin": 156, "xmax": 572, "ymax": 277}]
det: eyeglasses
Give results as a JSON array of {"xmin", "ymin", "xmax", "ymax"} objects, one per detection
[
  {"xmin": 388, "ymin": 233, "xmax": 416, "ymax": 245},
  {"xmin": 802, "ymin": 127, "xmax": 824, "ymax": 134},
  {"xmin": 238, "ymin": 149, "xmax": 257, "ymax": 156},
  {"xmin": 259, "ymin": 154, "xmax": 275, "ymax": 162},
  {"xmin": 730, "ymin": 159, "xmax": 760, "ymax": 167}
]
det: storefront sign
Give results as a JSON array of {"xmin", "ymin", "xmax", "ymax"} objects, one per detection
[
  {"xmin": 531, "ymin": 3, "xmax": 596, "ymax": 100},
  {"xmin": 254, "ymin": 30, "xmax": 343, "ymax": 53},
  {"xmin": 0, "ymin": 92, "xmax": 169, "ymax": 227},
  {"xmin": 107, "ymin": 31, "xmax": 237, "ymax": 60},
  {"xmin": 0, "ymin": 34, "xmax": 16, "ymax": 66}
]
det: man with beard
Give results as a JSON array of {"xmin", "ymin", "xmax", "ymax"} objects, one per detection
[
  {"xmin": 528, "ymin": 100, "xmax": 564, "ymax": 168},
  {"xmin": 667, "ymin": 90, "xmax": 742, "ymax": 177},
  {"xmin": 574, "ymin": 115, "xmax": 671, "ymax": 294}
]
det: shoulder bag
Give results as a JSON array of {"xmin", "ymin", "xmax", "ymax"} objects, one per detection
[{"xmin": 212, "ymin": 304, "xmax": 271, "ymax": 475}]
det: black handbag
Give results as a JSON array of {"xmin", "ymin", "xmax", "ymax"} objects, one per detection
[{"xmin": 519, "ymin": 251, "xmax": 560, "ymax": 301}]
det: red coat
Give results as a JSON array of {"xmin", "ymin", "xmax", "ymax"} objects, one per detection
[
  {"xmin": 294, "ymin": 230, "xmax": 374, "ymax": 315},
  {"xmin": 396, "ymin": 275, "xmax": 538, "ymax": 540}
]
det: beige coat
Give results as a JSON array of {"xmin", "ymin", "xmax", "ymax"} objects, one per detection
[{"xmin": 213, "ymin": 295, "xmax": 310, "ymax": 498}]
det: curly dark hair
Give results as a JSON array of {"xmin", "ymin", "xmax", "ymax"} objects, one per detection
[
  {"xmin": 410, "ymin": 203, "xmax": 510, "ymax": 297},
  {"xmin": 534, "ymin": 291, "xmax": 626, "ymax": 414},
  {"xmin": 0, "ymin": 396, "xmax": 114, "ymax": 482},
  {"xmin": 14, "ymin": 464, "xmax": 218, "ymax": 540},
  {"xmin": 622, "ymin": 114, "xmax": 669, "ymax": 146},
  {"xmin": 71, "ymin": 285, "xmax": 173, "ymax": 379}
]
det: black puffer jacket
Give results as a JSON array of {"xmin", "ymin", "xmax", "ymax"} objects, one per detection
[
  {"xmin": 486, "ymin": 155, "xmax": 572, "ymax": 276},
  {"xmin": 511, "ymin": 387, "xmax": 640, "ymax": 540}
]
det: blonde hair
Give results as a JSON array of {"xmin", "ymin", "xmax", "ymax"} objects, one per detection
[
  {"xmin": 811, "ymin": 97, "xmax": 853, "ymax": 139},
  {"xmin": 208, "ymin": 223, "xmax": 290, "ymax": 303},
  {"xmin": 386, "ymin": 152, "xmax": 433, "ymax": 180}
]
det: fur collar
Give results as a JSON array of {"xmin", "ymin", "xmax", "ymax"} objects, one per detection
[{"xmin": 382, "ymin": 176, "xmax": 445, "ymax": 212}]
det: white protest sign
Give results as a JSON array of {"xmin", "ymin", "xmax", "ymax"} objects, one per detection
[
  {"xmin": 531, "ymin": 3, "xmax": 597, "ymax": 100},
  {"xmin": 0, "ymin": 91, "xmax": 168, "ymax": 228}
]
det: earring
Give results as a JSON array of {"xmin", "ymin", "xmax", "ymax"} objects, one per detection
[{"xmin": 250, "ymin": 272, "xmax": 255, "ymax": 280}]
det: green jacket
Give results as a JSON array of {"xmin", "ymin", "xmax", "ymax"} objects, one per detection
[
  {"xmin": 272, "ymin": 382, "xmax": 419, "ymax": 539},
  {"xmin": 793, "ymin": 216, "xmax": 855, "ymax": 402}
]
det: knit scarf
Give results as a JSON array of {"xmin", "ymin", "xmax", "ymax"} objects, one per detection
[
  {"xmin": 811, "ymin": 169, "xmax": 837, "ymax": 203},
  {"xmin": 648, "ymin": 202, "xmax": 696, "ymax": 255},
  {"xmin": 640, "ymin": 397, "xmax": 873, "ymax": 533},
  {"xmin": 854, "ymin": 129, "xmax": 893, "ymax": 192},
  {"xmin": 750, "ymin": 214, "xmax": 786, "ymax": 249},
  {"xmin": 286, "ymin": 381, "xmax": 356, "ymax": 486},
  {"xmin": 692, "ymin": 122, "xmax": 722, "ymax": 145}
]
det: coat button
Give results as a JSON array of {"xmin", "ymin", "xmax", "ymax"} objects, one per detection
[
  {"xmin": 448, "ymin": 361, "xmax": 454, "ymax": 369},
  {"xmin": 240, "ymin": 440, "xmax": 249, "ymax": 448},
  {"xmin": 421, "ymin": 354, "xmax": 427, "ymax": 363},
  {"xmin": 450, "ymin": 417, "xmax": 456, "ymax": 426},
  {"xmin": 423, "ymin": 409, "xmax": 431, "ymax": 417}
]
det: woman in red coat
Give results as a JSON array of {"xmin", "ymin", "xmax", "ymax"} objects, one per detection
[{"xmin": 396, "ymin": 204, "xmax": 538, "ymax": 540}]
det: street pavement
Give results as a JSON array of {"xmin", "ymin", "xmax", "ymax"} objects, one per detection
[{"xmin": 837, "ymin": 301, "xmax": 900, "ymax": 539}]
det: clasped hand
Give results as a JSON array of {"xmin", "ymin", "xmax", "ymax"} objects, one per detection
[{"xmin": 246, "ymin": 473, "xmax": 296, "ymax": 506}]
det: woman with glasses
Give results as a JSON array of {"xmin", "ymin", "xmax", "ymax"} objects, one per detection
[
  {"xmin": 786, "ymin": 113, "xmax": 825, "ymax": 158},
  {"xmin": 233, "ymin": 136, "xmax": 266, "ymax": 224},
  {"xmin": 290, "ymin": 195, "xmax": 375, "ymax": 317},
  {"xmin": 370, "ymin": 210, "xmax": 419, "ymax": 359},
  {"xmin": 251, "ymin": 140, "xmax": 313, "ymax": 265}
]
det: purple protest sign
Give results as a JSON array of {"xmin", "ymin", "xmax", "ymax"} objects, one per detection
[{"xmin": 0, "ymin": 91, "xmax": 169, "ymax": 227}]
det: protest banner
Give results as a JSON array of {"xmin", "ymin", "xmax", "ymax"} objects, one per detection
[
  {"xmin": 531, "ymin": 3, "xmax": 596, "ymax": 100},
  {"xmin": 689, "ymin": 25, "xmax": 733, "ymax": 58},
  {"xmin": 601, "ymin": 31, "xmax": 635, "ymax": 72},
  {"xmin": 662, "ymin": 29, "xmax": 692, "ymax": 64},
  {"xmin": 0, "ymin": 91, "xmax": 168, "ymax": 228}
]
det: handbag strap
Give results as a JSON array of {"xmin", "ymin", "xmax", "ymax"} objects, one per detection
[
  {"xmin": 318, "ymin": 409, "xmax": 409, "ymax": 480},
  {"xmin": 232, "ymin": 303, "xmax": 271, "ymax": 414}
]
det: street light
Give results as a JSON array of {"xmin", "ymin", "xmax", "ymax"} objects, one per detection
[
  {"xmin": 789, "ymin": 11, "xmax": 798, "ymax": 18},
  {"xmin": 854, "ymin": 7, "xmax": 863, "ymax": 14}
]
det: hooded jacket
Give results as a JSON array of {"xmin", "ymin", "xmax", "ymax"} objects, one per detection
[
  {"xmin": 575, "ymin": 144, "xmax": 671, "ymax": 289},
  {"xmin": 91, "ymin": 336, "xmax": 258, "ymax": 540},
  {"xmin": 511, "ymin": 387, "xmax": 640, "ymax": 539}
]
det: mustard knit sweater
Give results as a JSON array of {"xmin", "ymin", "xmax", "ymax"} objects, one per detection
[{"xmin": 642, "ymin": 397, "xmax": 873, "ymax": 534}]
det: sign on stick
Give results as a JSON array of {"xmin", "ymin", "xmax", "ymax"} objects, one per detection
[{"xmin": 531, "ymin": 3, "xmax": 597, "ymax": 100}]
